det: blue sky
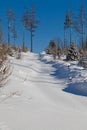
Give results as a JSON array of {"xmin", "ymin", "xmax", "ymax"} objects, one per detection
[{"xmin": 0, "ymin": 0, "xmax": 87, "ymax": 53}]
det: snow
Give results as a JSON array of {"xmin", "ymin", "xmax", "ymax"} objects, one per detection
[{"xmin": 0, "ymin": 52, "xmax": 87, "ymax": 130}]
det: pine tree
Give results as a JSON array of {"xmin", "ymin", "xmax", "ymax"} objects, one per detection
[
  {"xmin": 74, "ymin": 2, "xmax": 87, "ymax": 50},
  {"xmin": 6, "ymin": 9, "xmax": 15, "ymax": 46},
  {"xmin": 64, "ymin": 11, "xmax": 72, "ymax": 48},
  {"xmin": 66, "ymin": 43, "xmax": 79, "ymax": 61},
  {"xmin": 22, "ymin": 8, "xmax": 28, "ymax": 51},
  {"xmin": 11, "ymin": 20, "xmax": 17, "ymax": 46},
  {"xmin": 0, "ymin": 19, "xmax": 3, "ymax": 45},
  {"xmin": 85, "ymin": 36, "xmax": 87, "ymax": 50},
  {"xmin": 22, "ymin": 5, "xmax": 40, "ymax": 52}
]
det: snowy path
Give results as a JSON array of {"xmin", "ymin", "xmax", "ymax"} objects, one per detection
[{"xmin": 0, "ymin": 52, "xmax": 87, "ymax": 130}]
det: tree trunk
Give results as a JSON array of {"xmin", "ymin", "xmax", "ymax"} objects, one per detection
[
  {"xmin": 22, "ymin": 26, "xmax": 25, "ymax": 51},
  {"xmin": 64, "ymin": 26, "xmax": 66, "ymax": 48},
  {"xmin": 70, "ymin": 25, "xmax": 72, "ymax": 46},
  {"xmin": 82, "ymin": 23, "xmax": 84, "ymax": 50},
  {"xmin": 8, "ymin": 20, "xmax": 10, "ymax": 46},
  {"xmin": 30, "ymin": 31, "xmax": 33, "ymax": 52}
]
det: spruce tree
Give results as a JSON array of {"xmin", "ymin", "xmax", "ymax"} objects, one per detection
[{"xmin": 66, "ymin": 43, "xmax": 79, "ymax": 61}]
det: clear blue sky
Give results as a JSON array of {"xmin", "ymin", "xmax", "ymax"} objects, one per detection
[{"xmin": 0, "ymin": 0, "xmax": 87, "ymax": 53}]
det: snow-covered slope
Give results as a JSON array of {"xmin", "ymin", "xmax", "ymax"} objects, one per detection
[{"xmin": 0, "ymin": 52, "xmax": 87, "ymax": 130}]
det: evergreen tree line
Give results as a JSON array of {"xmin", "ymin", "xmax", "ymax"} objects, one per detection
[
  {"xmin": 46, "ymin": 2, "xmax": 87, "ymax": 61},
  {"xmin": 0, "ymin": 4, "xmax": 39, "ymax": 53},
  {"xmin": 64, "ymin": 2, "xmax": 87, "ymax": 50},
  {"xmin": 0, "ymin": 4, "xmax": 40, "ymax": 86}
]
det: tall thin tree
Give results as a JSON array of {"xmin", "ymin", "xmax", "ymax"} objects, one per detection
[
  {"xmin": 69, "ymin": 7, "xmax": 74, "ymax": 46},
  {"xmin": 22, "ymin": 8, "xmax": 28, "ymax": 51},
  {"xmin": 11, "ymin": 20, "xmax": 17, "ymax": 46},
  {"xmin": 6, "ymin": 9, "xmax": 15, "ymax": 46},
  {"xmin": 75, "ymin": 1, "xmax": 87, "ymax": 49},
  {"xmin": 64, "ymin": 11, "xmax": 72, "ymax": 47},
  {"xmin": 0, "ymin": 19, "xmax": 3, "ymax": 45},
  {"xmin": 23, "ymin": 5, "xmax": 40, "ymax": 52}
]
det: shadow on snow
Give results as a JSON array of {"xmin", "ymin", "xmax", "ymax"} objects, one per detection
[
  {"xmin": 63, "ymin": 82, "xmax": 87, "ymax": 96},
  {"xmin": 40, "ymin": 56, "xmax": 87, "ymax": 97}
]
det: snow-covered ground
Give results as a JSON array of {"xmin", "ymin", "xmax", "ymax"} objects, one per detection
[{"xmin": 0, "ymin": 52, "xmax": 87, "ymax": 130}]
